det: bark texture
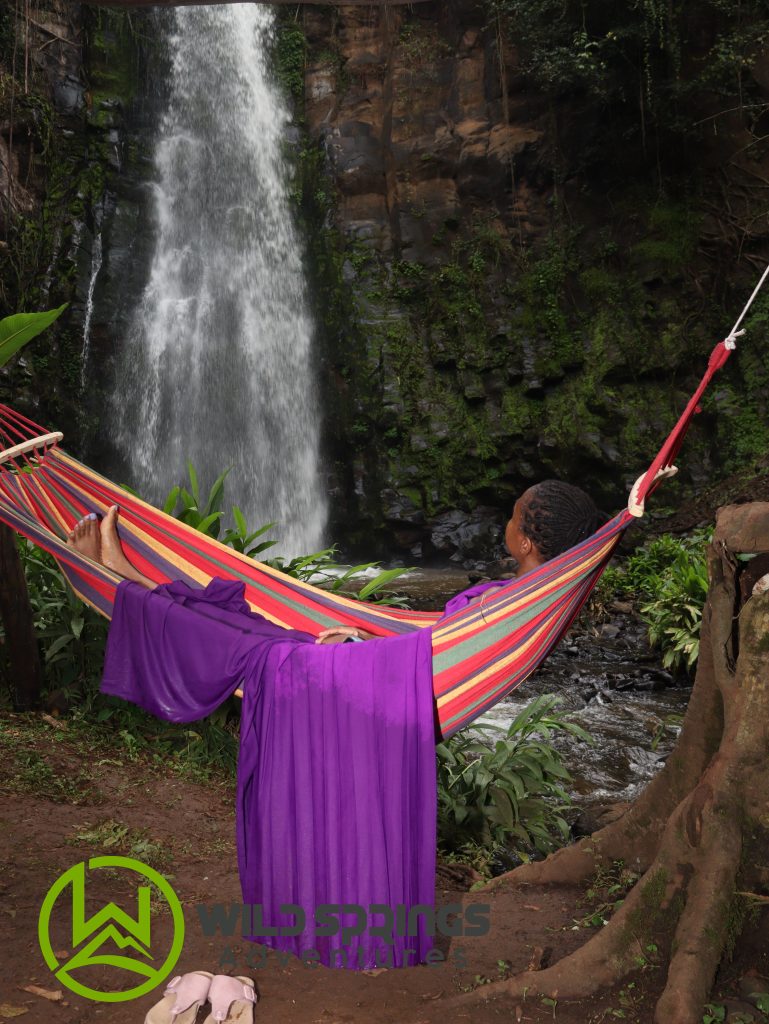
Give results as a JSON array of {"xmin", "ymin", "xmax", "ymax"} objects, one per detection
[
  {"xmin": 0, "ymin": 523, "xmax": 43, "ymax": 710},
  {"xmin": 448, "ymin": 502, "xmax": 769, "ymax": 1024}
]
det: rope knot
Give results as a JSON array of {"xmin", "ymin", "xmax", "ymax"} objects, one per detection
[{"xmin": 723, "ymin": 328, "xmax": 745, "ymax": 351}]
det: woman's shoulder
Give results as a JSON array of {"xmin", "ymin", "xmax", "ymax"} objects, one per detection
[{"xmin": 441, "ymin": 578, "xmax": 510, "ymax": 616}]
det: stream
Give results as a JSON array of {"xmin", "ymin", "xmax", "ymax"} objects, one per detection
[{"xmin": 396, "ymin": 568, "xmax": 691, "ymax": 815}]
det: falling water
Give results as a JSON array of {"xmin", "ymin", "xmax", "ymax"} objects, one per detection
[
  {"xmin": 110, "ymin": 5, "xmax": 326, "ymax": 556},
  {"xmin": 81, "ymin": 219, "xmax": 103, "ymax": 388}
]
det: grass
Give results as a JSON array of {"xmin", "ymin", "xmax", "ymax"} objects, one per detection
[
  {"xmin": 69, "ymin": 819, "xmax": 172, "ymax": 870},
  {"xmin": 0, "ymin": 711, "xmax": 236, "ymax": 807},
  {"xmin": 0, "ymin": 719, "xmax": 97, "ymax": 804}
]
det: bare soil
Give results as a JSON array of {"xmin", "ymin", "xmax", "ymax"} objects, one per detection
[{"xmin": 0, "ymin": 713, "xmax": 766, "ymax": 1024}]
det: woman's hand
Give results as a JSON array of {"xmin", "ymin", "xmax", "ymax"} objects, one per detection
[{"xmin": 315, "ymin": 626, "xmax": 375, "ymax": 644}]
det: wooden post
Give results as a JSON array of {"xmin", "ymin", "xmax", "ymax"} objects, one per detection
[{"xmin": 0, "ymin": 523, "xmax": 44, "ymax": 710}]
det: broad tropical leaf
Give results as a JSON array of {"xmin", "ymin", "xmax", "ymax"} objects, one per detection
[{"xmin": 0, "ymin": 305, "xmax": 67, "ymax": 367}]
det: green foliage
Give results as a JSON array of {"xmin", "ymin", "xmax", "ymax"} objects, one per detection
[
  {"xmin": 161, "ymin": 463, "xmax": 411, "ymax": 603},
  {"xmin": 709, "ymin": 293, "xmax": 769, "ymax": 466},
  {"xmin": 0, "ymin": 305, "xmax": 67, "ymax": 367},
  {"xmin": 265, "ymin": 549, "xmax": 412, "ymax": 607},
  {"xmin": 702, "ymin": 1005, "xmax": 727, "ymax": 1024},
  {"xmin": 574, "ymin": 860, "xmax": 640, "ymax": 929},
  {"xmin": 0, "ymin": 725, "xmax": 96, "ymax": 803},
  {"xmin": 71, "ymin": 819, "xmax": 171, "ymax": 870},
  {"xmin": 11, "ymin": 540, "xmax": 108, "ymax": 691},
  {"xmin": 274, "ymin": 18, "xmax": 306, "ymax": 105},
  {"xmin": 606, "ymin": 529, "xmax": 711, "ymax": 673},
  {"xmin": 0, "ymin": 7, "xmax": 13, "ymax": 67},
  {"xmin": 162, "ymin": 462, "xmax": 277, "ymax": 558},
  {"xmin": 631, "ymin": 203, "xmax": 702, "ymax": 275},
  {"xmin": 398, "ymin": 22, "xmax": 452, "ymax": 67},
  {"xmin": 436, "ymin": 695, "xmax": 592, "ymax": 864},
  {"xmin": 487, "ymin": 0, "xmax": 769, "ymax": 143}
]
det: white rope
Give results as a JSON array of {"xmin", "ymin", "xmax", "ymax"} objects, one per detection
[
  {"xmin": 627, "ymin": 465, "xmax": 678, "ymax": 518},
  {"xmin": 724, "ymin": 262, "xmax": 769, "ymax": 349}
]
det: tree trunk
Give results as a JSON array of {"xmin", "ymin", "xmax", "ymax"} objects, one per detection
[
  {"xmin": 444, "ymin": 502, "xmax": 769, "ymax": 1024},
  {"xmin": 0, "ymin": 523, "xmax": 43, "ymax": 710}
]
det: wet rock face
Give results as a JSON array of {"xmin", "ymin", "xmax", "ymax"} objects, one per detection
[
  {"xmin": 380, "ymin": 488, "xmax": 507, "ymax": 567},
  {"xmin": 0, "ymin": 1, "xmax": 95, "ymax": 429},
  {"xmin": 300, "ymin": 5, "xmax": 559, "ymax": 563},
  {"xmin": 426, "ymin": 506, "xmax": 506, "ymax": 566},
  {"xmin": 303, "ymin": 6, "xmax": 546, "ymax": 268},
  {"xmin": 298, "ymin": 5, "xmax": 769, "ymax": 565}
]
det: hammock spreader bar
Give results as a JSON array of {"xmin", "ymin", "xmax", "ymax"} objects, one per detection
[{"xmin": 0, "ymin": 336, "xmax": 736, "ymax": 737}]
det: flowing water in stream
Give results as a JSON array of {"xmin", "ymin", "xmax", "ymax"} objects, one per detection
[
  {"xmin": 107, "ymin": 5, "xmax": 326, "ymax": 556},
  {"xmin": 400, "ymin": 569, "xmax": 691, "ymax": 809}
]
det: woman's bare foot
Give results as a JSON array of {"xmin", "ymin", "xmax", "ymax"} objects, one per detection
[
  {"xmin": 66, "ymin": 514, "xmax": 101, "ymax": 562},
  {"xmin": 97, "ymin": 505, "xmax": 156, "ymax": 589},
  {"xmin": 99, "ymin": 505, "xmax": 135, "ymax": 577},
  {"xmin": 67, "ymin": 505, "xmax": 156, "ymax": 590}
]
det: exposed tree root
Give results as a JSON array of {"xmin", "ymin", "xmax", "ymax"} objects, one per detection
[
  {"xmin": 484, "ymin": 552, "xmax": 727, "ymax": 892},
  {"xmin": 442, "ymin": 505, "xmax": 769, "ymax": 1024}
]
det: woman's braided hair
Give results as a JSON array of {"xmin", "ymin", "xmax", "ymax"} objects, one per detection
[{"xmin": 520, "ymin": 480, "xmax": 603, "ymax": 562}]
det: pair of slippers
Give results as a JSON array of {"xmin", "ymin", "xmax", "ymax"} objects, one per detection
[{"xmin": 145, "ymin": 972, "xmax": 257, "ymax": 1024}]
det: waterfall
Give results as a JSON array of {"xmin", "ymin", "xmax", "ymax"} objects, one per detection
[
  {"xmin": 81, "ymin": 213, "xmax": 103, "ymax": 389},
  {"xmin": 109, "ymin": 5, "xmax": 326, "ymax": 557}
]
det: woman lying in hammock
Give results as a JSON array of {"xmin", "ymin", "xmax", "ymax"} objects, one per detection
[
  {"xmin": 66, "ymin": 478, "xmax": 602, "ymax": 637},
  {"xmin": 63, "ymin": 479, "xmax": 601, "ymax": 973}
]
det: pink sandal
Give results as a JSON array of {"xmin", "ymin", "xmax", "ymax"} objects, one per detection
[
  {"xmin": 202, "ymin": 975, "xmax": 257, "ymax": 1023},
  {"xmin": 144, "ymin": 971, "xmax": 214, "ymax": 1024}
]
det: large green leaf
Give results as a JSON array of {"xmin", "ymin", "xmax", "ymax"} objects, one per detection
[{"xmin": 0, "ymin": 305, "xmax": 67, "ymax": 367}]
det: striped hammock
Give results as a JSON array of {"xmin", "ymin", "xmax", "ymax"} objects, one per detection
[{"xmin": 0, "ymin": 338, "xmax": 733, "ymax": 737}]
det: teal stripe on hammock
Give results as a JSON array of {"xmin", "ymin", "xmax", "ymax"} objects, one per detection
[
  {"xmin": 434, "ymin": 588, "xmax": 577, "ymax": 703},
  {"xmin": 439, "ymin": 574, "xmax": 596, "ymax": 735},
  {"xmin": 431, "ymin": 570, "xmax": 583, "ymax": 675},
  {"xmin": 433, "ymin": 515, "xmax": 626, "ymax": 639}
]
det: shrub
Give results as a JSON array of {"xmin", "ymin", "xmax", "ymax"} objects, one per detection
[
  {"xmin": 640, "ymin": 540, "xmax": 709, "ymax": 673},
  {"xmin": 13, "ymin": 540, "xmax": 108, "ymax": 691},
  {"xmin": 597, "ymin": 529, "xmax": 711, "ymax": 674},
  {"xmin": 436, "ymin": 694, "xmax": 592, "ymax": 866}
]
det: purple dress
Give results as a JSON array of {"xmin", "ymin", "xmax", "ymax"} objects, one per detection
[{"xmin": 101, "ymin": 578, "xmax": 438, "ymax": 969}]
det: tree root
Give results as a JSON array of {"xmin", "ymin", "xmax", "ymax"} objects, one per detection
[
  {"xmin": 484, "ymin": 582, "xmax": 725, "ymax": 893},
  {"xmin": 443, "ymin": 523, "xmax": 769, "ymax": 1024},
  {"xmin": 448, "ymin": 744, "xmax": 745, "ymax": 1021}
]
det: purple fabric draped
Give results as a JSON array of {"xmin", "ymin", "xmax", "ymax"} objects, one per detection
[
  {"xmin": 441, "ymin": 578, "xmax": 508, "ymax": 616},
  {"xmin": 101, "ymin": 578, "xmax": 437, "ymax": 969}
]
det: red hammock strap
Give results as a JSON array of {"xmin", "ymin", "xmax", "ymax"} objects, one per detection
[{"xmin": 633, "ymin": 339, "xmax": 733, "ymax": 507}]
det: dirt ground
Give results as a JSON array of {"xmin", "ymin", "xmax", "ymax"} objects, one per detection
[{"xmin": 1, "ymin": 712, "xmax": 767, "ymax": 1024}]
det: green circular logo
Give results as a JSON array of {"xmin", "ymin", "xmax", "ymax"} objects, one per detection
[{"xmin": 38, "ymin": 856, "xmax": 185, "ymax": 1003}]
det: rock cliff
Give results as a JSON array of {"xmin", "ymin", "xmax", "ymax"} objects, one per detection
[{"xmin": 291, "ymin": 2, "xmax": 769, "ymax": 565}]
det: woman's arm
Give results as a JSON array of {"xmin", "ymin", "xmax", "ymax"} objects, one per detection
[{"xmin": 315, "ymin": 626, "xmax": 376, "ymax": 644}]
